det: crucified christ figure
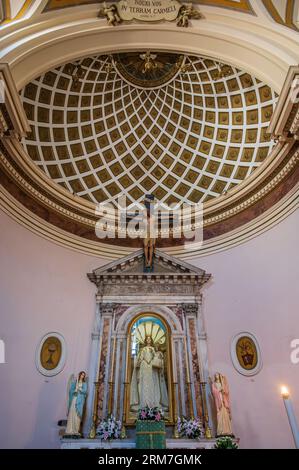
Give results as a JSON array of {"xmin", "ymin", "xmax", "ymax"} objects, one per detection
[
  {"xmin": 143, "ymin": 195, "xmax": 156, "ymax": 270},
  {"xmin": 143, "ymin": 212, "xmax": 156, "ymax": 269}
]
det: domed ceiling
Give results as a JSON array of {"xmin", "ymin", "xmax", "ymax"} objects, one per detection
[{"xmin": 20, "ymin": 53, "xmax": 277, "ymax": 208}]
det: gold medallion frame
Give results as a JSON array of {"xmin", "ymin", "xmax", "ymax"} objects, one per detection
[{"xmin": 124, "ymin": 312, "xmax": 174, "ymax": 425}]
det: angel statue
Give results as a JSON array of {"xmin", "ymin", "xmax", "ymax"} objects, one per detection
[
  {"xmin": 176, "ymin": 4, "xmax": 202, "ymax": 28},
  {"xmin": 65, "ymin": 371, "xmax": 88, "ymax": 437},
  {"xmin": 211, "ymin": 372, "xmax": 233, "ymax": 437},
  {"xmin": 98, "ymin": 3, "xmax": 121, "ymax": 26}
]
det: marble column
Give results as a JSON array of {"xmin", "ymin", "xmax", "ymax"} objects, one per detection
[
  {"xmin": 195, "ymin": 295, "xmax": 214, "ymax": 435},
  {"xmin": 83, "ymin": 302, "xmax": 101, "ymax": 437}
]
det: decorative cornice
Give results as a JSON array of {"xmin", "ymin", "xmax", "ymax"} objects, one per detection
[
  {"xmin": 1, "ymin": 137, "xmax": 298, "ymax": 234},
  {"xmin": 87, "ymin": 248, "xmax": 211, "ymax": 288},
  {"xmin": 90, "ymin": 273, "xmax": 210, "ymax": 283},
  {"xmin": 0, "ymin": 147, "xmax": 96, "ymax": 227},
  {"xmin": 1, "ymin": 181, "xmax": 298, "ymax": 258}
]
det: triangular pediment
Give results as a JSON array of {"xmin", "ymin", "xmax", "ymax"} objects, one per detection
[{"xmin": 89, "ymin": 249, "xmax": 207, "ymax": 277}]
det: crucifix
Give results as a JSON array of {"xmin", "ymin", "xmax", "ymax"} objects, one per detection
[{"xmin": 143, "ymin": 194, "xmax": 156, "ymax": 272}]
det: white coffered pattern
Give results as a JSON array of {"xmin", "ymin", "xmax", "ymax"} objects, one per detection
[{"xmin": 20, "ymin": 54, "xmax": 277, "ymax": 208}]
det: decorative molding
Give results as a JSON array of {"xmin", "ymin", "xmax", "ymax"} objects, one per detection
[
  {"xmin": 88, "ymin": 249, "xmax": 211, "ymax": 297},
  {"xmin": 268, "ymin": 66, "xmax": 299, "ymax": 138},
  {"xmin": 0, "ymin": 0, "xmax": 35, "ymax": 24},
  {"xmin": 43, "ymin": 0, "xmax": 97, "ymax": 11},
  {"xmin": 0, "ymin": 64, "xmax": 30, "ymax": 138},
  {"xmin": 261, "ymin": 0, "xmax": 298, "ymax": 31},
  {"xmin": 195, "ymin": 0, "xmax": 253, "ymax": 14},
  {"xmin": 1, "ymin": 180, "xmax": 298, "ymax": 259},
  {"xmin": 181, "ymin": 303, "xmax": 198, "ymax": 316},
  {"xmin": 43, "ymin": 0, "xmax": 253, "ymax": 15},
  {"xmin": 113, "ymin": 304, "xmax": 184, "ymax": 335},
  {"xmin": 1, "ymin": 133, "xmax": 298, "ymax": 232}
]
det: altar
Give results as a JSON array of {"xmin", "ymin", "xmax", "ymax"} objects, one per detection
[
  {"xmin": 78, "ymin": 248, "xmax": 214, "ymax": 445},
  {"xmin": 61, "ymin": 437, "xmax": 221, "ymax": 450}
]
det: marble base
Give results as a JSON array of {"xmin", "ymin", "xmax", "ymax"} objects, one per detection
[{"xmin": 60, "ymin": 438, "xmax": 224, "ymax": 449}]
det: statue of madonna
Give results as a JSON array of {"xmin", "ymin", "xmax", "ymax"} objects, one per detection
[{"xmin": 130, "ymin": 335, "xmax": 168, "ymax": 410}]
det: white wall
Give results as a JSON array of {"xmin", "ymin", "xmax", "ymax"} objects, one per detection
[{"xmin": 0, "ymin": 208, "xmax": 298, "ymax": 448}]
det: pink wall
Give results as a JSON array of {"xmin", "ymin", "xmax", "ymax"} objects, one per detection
[
  {"xmin": 0, "ymin": 208, "xmax": 298, "ymax": 448},
  {"xmin": 199, "ymin": 211, "xmax": 299, "ymax": 448},
  {"xmin": 0, "ymin": 211, "xmax": 105, "ymax": 448}
]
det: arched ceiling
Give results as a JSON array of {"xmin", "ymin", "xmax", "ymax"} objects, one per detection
[
  {"xmin": 0, "ymin": 2, "xmax": 298, "ymax": 259},
  {"xmin": 20, "ymin": 53, "xmax": 276, "ymax": 208},
  {"xmin": 4, "ymin": 0, "xmax": 297, "ymax": 31}
]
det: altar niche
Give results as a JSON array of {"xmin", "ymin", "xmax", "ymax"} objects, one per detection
[
  {"xmin": 126, "ymin": 313, "xmax": 174, "ymax": 425},
  {"xmin": 86, "ymin": 249, "xmax": 212, "ymax": 438}
]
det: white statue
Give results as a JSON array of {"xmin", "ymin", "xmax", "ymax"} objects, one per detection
[
  {"xmin": 98, "ymin": 4, "xmax": 121, "ymax": 26},
  {"xmin": 130, "ymin": 335, "xmax": 169, "ymax": 410},
  {"xmin": 65, "ymin": 371, "xmax": 88, "ymax": 436},
  {"xmin": 211, "ymin": 372, "xmax": 233, "ymax": 437},
  {"xmin": 176, "ymin": 4, "xmax": 202, "ymax": 28}
]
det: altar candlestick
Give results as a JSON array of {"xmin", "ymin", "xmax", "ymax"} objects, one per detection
[
  {"xmin": 108, "ymin": 336, "xmax": 116, "ymax": 414},
  {"xmin": 183, "ymin": 336, "xmax": 194, "ymax": 418},
  {"xmin": 281, "ymin": 386, "xmax": 299, "ymax": 449},
  {"xmin": 109, "ymin": 336, "xmax": 116, "ymax": 383},
  {"xmin": 89, "ymin": 381, "xmax": 100, "ymax": 439}
]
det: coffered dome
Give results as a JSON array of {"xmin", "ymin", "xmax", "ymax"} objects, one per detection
[{"xmin": 20, "ymin": 53, "xmax": 277, "ymax": 208}]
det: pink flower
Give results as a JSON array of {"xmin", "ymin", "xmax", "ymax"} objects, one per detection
[
  {"xmin": 141, "ymin": 410, "xmax": 147, "ymax": 419},
  {"xmin": 155, "ymin": 412, "xmax": 161, "ymax": 422},
  {"xmin": 104, "ymin": 431, "xmax": 109, "ymax": 440}
]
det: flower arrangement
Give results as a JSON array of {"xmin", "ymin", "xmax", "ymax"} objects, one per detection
[
  {"xmin": 214, "ymin": 436, "xmax": 238, "ymax": 449},
  {"xmin": 177, "ymin": 417, "xmax": 203, "ymax": 439},
  {"xmin": 138, "ymin": 406, "xmax": 164, "ymax": 421},
  {"xmin": 96, "ymin": 415, "xmax": 122, "ymax": 440}
]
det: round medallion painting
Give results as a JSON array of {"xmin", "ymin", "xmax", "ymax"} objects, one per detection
[
  {"xmin": 36, "ymin": 333, "xmax": 66, "ymax": 377},
  {"xmin": 231, "ymin": 332, "xmax": 262, "ymax": 376},
  {"xmin": 113, "ymin": 52, "xmax": 185, "ymax": 89}
]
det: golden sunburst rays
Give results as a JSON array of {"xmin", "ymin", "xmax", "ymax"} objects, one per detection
[{"xmin": 132, "ymin": 320, "xmax": 166, "ymax": 347}]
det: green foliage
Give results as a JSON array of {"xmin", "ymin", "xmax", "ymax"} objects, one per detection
[{"xmin": 214, "ymin": 436, "xmax": 238, "ymax": 449}]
